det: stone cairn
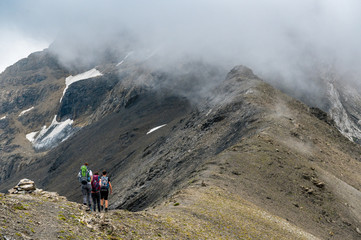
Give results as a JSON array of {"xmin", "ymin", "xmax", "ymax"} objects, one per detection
[
  {"xmin": 8, "ymin": 178, "xmax": 67, "ymax": 201},
  {"xmin": 8, "ymin": 179, "xmax": 36, "ymax": 194}
]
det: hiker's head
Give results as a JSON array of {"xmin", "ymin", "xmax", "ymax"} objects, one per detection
[
  {"xmin": 102, "ymin": 170, "xmax": 107, "ymax": 175},
  {"xmin": 94, "ymin": 171, "xmax": 99, "ymax": 175},
  {"xmin": 84, "ymin": 162, "xmax": 88, "ymax": 166}
]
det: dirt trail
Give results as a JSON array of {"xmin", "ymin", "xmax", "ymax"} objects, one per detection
[{"xmin": 30, "ymin": 198, "xmax": 63, "ymax": 238}]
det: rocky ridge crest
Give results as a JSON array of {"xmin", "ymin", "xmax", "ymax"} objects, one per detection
[{"xmin": 0, "ymin": 179, "xmax": 323, "ymax": 240}]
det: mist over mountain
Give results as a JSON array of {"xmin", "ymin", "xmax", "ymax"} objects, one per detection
[{"xmin": 3, "ymin": 1, "xmax": 361, "ymax": 89}]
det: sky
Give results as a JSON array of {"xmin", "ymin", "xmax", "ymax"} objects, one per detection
[
  {"xmin": 0, "ymin": 27, "xmax": 49, "ymax": 73},
  {"xmin": 1, "ymin": 0, "xmax": 361, "ymax": 87}
]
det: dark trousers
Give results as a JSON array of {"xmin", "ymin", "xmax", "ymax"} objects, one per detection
[
  {"xmin": 81, "ymin": 184, "xmax": 91, "ymax": 207},
  {"xmin": 91, "ymin": 192, "xmax": 101, "ymax": 212}
]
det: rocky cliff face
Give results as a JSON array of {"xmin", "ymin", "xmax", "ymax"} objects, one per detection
[
  {"xmin": 0, "ymin": 49, "xmax": 361, "ymax": 239},
  {"xmin": 325, "ymin": 81, "xmax": 361, "ymax": 144}
]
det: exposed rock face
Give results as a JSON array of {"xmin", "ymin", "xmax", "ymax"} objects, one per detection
[{"xmin": 326, "ymin": 81, "xmax": 361, "ymax": 143}]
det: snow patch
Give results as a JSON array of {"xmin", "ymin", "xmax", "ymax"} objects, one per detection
[
  {"xmin": 147, "ymin": 124, "xmax": 167, "ymax": 135},
  {"xmin": 246, "ymin": 89, "xmax": 254, "ymax": 95},
  {"xmin": 26, "ymin": 115, "xmax": 76, "ymax": 150},
  {"xmin": 19, "ymin": 107, "xmax": 34, "ymax": 117},
  {"xmin": 60, "ymin": 68, "xmax": 103, "ymax": 102},
  {"xmin": 26, "ymin": 131, "xmax": 39, "ymax": 143},
  {"xmin": 116, "ymin": 52, "xmax": 133, "ymax": 66},
  {"xmin": 206, "ymin": 109, "xmax": 212, "ymax": 117},
  {"xmin": 0, "ymin": 116, "xmax": 6, "ymax": 120}
]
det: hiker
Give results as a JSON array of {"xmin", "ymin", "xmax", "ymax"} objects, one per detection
[
  {"xmin": 91, "ymin": 171, "xmax": 101, "ymax": 212},
  {"xmin": 78, "ymin": 163, "xmax": 93, "ymax": 210},
  {"xmin": 100, "ymin": 170, "xmax": 112, "ymax": 212}
]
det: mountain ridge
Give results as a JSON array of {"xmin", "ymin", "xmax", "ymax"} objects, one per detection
[{"xmin": 0, "ymin": 49, "xmax": 361, "ymax": 239}]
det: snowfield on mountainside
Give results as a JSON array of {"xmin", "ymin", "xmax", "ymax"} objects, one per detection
[
  {"xmin": 25, "ymin": 115, "xmax": 75, "ymax": 150},
  {"xmin": 60, "ymin": 68, "xmax": 103, "ymax": 102}
]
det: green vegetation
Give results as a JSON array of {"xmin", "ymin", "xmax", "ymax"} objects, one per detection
[
  {"xmin": 13, "ymin": 203, "xmax": 26, "ymax": 210},
  {"xmin": 58, "ymin": 214, "xmax": 66, "ymax": 221}
]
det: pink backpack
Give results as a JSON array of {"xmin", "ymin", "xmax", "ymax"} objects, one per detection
[{"xmin": 91, "ymin": 175, "xmax": 100, "ymax": 192}]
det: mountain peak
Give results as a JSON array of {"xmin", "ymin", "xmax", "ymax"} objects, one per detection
[{"xmin": 226, "ymin": 65, "xmax": 258, "ymax": 81}]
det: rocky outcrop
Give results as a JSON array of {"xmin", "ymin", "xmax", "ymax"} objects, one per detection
[
  {"xmin": 7, "ymin": 178, "xmax": 68, "ymax": 203},
  {"xmin": 0, "ymin": 185, "xmax": 323, "ymax": 240},
  {"xmin": 8, "ymin": 178, "xmax": 36, "ymax": 194}
]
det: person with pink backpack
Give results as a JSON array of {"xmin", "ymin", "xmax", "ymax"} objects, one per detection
[{"xmin": 91, "ymin": 171, "xmax": 101, "ymax": 212}]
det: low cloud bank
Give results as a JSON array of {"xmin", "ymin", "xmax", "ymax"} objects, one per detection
[{"xmin": 2, "ymin": 0, "xmax": 361, "ymax": 104}]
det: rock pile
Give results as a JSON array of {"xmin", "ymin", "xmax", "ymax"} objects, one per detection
[
  {"xmin": 7, "ymin": 178, "xmax": 68, "ymax": 202},
  {"xmin": 8, "ymin": 178, "xmax": 36, "ymax": 194}
]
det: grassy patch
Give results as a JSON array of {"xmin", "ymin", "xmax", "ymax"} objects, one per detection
[
  {"xmin": 58, "ymin": 214, "xmax": 66, "ymax": 221},
  {"xmin": 13, "ymin": 203, "xmax": 26, "ymax": 210},
  {"xmin": 150, "ymin": 186, "xmax": 316, "ymax": 239}
]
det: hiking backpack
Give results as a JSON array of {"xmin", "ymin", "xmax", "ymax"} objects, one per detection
[
  {"xmin": 91, "ymin": 175, "xmax": 100, "ymax": 192},
  {"xmin": 79, "ymin": 165, "xmax": 90, "ymax": 184},
  {"xmin": 100, "ymin": 176, "xmax": 109, "ymax": 190}
]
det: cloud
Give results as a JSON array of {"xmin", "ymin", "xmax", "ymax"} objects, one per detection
[{"xmin": 2, "ymin": 0, "xmax": 361, "ymax": 96}]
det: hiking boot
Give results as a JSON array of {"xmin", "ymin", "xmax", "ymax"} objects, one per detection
[
  {"xmin": 101, "ymin": 205, "xmax": 104, "ymax": 211},
  {"xmin": 105, "ymin": 208, "xmax": 108, "ymax": 212}
]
